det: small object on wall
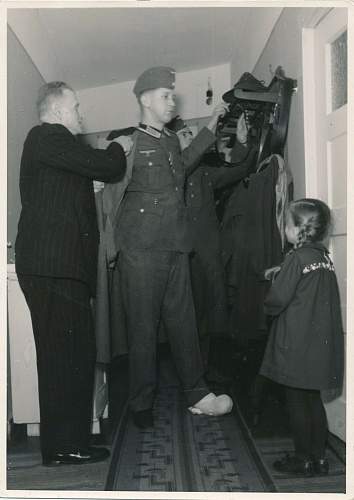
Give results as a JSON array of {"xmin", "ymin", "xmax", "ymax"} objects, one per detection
[{"xmin": 206, "ymin": 78, "xmax": 213, "ymax": 106}]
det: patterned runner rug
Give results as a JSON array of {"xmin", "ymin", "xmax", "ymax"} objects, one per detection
[{"xmin": 105, "ymin": 386, "xmax": 276, "ymax": 492}]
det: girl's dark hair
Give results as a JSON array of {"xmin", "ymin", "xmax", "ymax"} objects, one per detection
[{"xmin": 287, "ymin": 198, "xmax": 332, "ymax": 248}]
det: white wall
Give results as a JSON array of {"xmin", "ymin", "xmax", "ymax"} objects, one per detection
[
  {"xmin": 230, "ymin": 8, "xmax": 283, "ymax": 85},
  {"xmin": 252, "ymin": 7, "xmax": 318, "ymax": 200},
  {"xmin": 7, "ymin": 26, "xmax": 45, "ymax": 263},
  {"xmin": 7, "ymin": 9, "xmax": 64, "ymax": 83},
  {"xmin": 78, "ymin": 64, "xmax": 231, "ymax": 134}
]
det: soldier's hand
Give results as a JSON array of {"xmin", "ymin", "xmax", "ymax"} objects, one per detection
[
  {"xmin": 237, "ymin": 112, "xmax": 248, "ymax": 145},
  {"xmin": 207, "ymin": 101, "xmax": 230, "ymax": 133},
  {"xmin": 212, "ymin": 101, "xmax": 229, "ymax": 119},
  {"xmin": 93, "ymin": 180, "xmax": 105, "ymax": 193},
  {"xmin": 113, "ymin": 135, "xmax": 134, "ymax": 156}
]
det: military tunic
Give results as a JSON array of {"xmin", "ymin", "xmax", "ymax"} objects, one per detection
[{"xmin": 116, "ymin": 124, "xmax": 216, "ymax": 412}]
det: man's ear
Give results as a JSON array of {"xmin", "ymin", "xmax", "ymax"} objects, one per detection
[
  {"xmin": 51, "ymin": 100, "xmax": 62, "ymax": 121},
  {"xmin": 140, "ymin": 91, "xmax": 151, "ymax": 109}
]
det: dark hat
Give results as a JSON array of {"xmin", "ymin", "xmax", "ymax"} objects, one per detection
[
  {"xmin": 106, "ymin": 126, "xmax": 136, "ymax": 140},
  {"xmin": 133, "ymin": 66, "xmax": 176, "ymax": 97},
  {"xmin": 223, "ymin": 72, "xmax": 266, "ymax": 103},
  {"xmin": 166, "ymin": 115, "xmax": 187, "ymax": 133}
]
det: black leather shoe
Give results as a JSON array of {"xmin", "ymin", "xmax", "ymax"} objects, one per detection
[
  {"xmin": 313, "ymin": 458, "xmax": 329, "ymax": 476},
  {"xmin": 132, "ymin": 408, "xmax": 154, "ymax": 429},
  {"xmin": 43, "ymin": 446, "xmax": 110, "ymax": 466},
  {"xmin": 273, "ymin": 454, "xmax": 314, "ymax": 477}
]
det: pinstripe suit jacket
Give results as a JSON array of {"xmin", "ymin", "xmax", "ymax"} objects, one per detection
[{"xmin": 15, "ymin": 122, "xmax": 126, "ymax": 295}]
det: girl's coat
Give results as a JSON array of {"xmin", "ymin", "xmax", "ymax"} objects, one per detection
[{"xmin": 260, "ymin": 242, "xmax": 344, "ymax": 390}]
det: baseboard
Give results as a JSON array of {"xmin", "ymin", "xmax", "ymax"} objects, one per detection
[
  {"xmin": 328, "ymin": 432, "xmax": 346, "ymax": 463},
  {"xmin": 325, "ymin": 396, "xmax": 346, "ymax": 441}
]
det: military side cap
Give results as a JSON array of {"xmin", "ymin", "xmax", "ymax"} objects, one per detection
[
  {"xmin": 223, "ymin": 72, "xmax": 266, "ymax": 103},
  {"xmin": 106, "ymin": 126, "xmax": 136, "ymax": 140},
  {"xmin": 166, "ymin": 115, "xmax": 186, "ymax": 133},
  {"xmin": 133, "ymin": 66, "xmax": 176, "ymax": 96}
]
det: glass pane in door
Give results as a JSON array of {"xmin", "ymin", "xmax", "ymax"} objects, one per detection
[{"xmin": 330, "ymin": 30, "xmax": 347, "ymax": 111}]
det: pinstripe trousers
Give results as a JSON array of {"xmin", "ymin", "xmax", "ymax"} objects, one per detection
[{"xmin": 18, "ymin": 274, "xmax": 96, "ymax": 459}]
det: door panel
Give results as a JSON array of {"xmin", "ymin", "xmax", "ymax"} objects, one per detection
[{"xmin": 304, "ymin": 7, "xmax": 347, "ymax": 441}]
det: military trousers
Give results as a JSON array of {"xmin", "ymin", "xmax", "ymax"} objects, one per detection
[
  {"xmin": 17, "ymin": 274, "xmax": 96, "ymax": 459},
  {"xmin": 118, "ymin": 249, "xmax": 209, "ymax": 412}
]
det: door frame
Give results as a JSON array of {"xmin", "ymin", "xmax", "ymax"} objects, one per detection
[
  {"xmin": 302, "ymin": 7, "xmax": 332, "ymax": 198},
  {"xmin": 302, "ymin": 6, "xmax": 352, "ymax": 443}
]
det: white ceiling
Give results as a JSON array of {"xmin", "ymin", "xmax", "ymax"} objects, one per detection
[{"xmin": 9, "ymin": 7, "xmax": 254, "ymax": 90}]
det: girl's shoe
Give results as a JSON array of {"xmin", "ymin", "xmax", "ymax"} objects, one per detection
[
  {"xmin": 273, "ymin": 454, "xmax": 314, "ymax": 477},
  {"xmin": 313, "ymin": 458, "xmax": 329, "ymax": 476}
]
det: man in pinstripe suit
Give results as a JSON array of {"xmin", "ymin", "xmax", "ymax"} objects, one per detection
[{"xmin": 15, "ymin": 82, "xmax": 129, "ymax": 466}]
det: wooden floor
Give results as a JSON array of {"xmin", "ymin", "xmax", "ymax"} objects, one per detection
[
  {"xmin": 7, "ymin": 425, "xmax": 113, "ymax": 491},
  {"xmin": 6, "ymin": 357, "xmax": 126, "ymax": 492},
  {"xmin": 6, "ymin": 345, "xmax": 346, "ymax": 493},
  {"xmin": 7, "ymin": 444, "xmax": 111, "ymax": 491}
]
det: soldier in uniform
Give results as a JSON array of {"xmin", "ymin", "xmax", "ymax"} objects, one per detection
[
  {"xmin": 105, "ymin": 67, "xmax": 233, "ymax": 428},
  {"xmin": 168, "ymin": 116, "xmax": 257, "ymax": 379}
]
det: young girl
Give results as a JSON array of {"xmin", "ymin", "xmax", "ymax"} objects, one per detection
[{"xmin": 260, "ymin": 198, "xmax": 344, "ymax": 477}]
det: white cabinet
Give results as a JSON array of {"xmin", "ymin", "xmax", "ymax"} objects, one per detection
[{"xmin": 7, "ymin": 264, "xmax": 108, "ymax": 436}]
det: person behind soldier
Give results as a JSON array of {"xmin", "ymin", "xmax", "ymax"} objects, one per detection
[
  {"xmin": 168, "ymin": 115, "xmax": 257, "ymax": 382},
  {"xmin": 104, "ymin": 66, "xmax": 234, "ymax": 428}
]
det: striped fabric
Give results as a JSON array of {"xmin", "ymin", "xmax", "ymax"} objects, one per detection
[{"xmin": 15, "ymin": 122, "xmax": 126, "ymax": 295}]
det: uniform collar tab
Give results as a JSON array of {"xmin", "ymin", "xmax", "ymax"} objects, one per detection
[{"xmin": 138, "ymin": 123, "xmax": 162, "ymax": 139}]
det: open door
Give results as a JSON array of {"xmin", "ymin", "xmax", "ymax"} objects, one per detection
[{"xmin": 303, "ymin": 7, "xmax": 347, "ymax": 441}]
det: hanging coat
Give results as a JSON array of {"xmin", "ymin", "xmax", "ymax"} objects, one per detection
[
  {"xmin": 220, "ymin": 155, "xmax": 288, "ymax": 345},
  {"xmin": 187, "ymin": 146, "xmax": 257, "ymax": 337},
  {"xmin": 93, "ymin": 131, "xmax": 138, "ymax": 363}
]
